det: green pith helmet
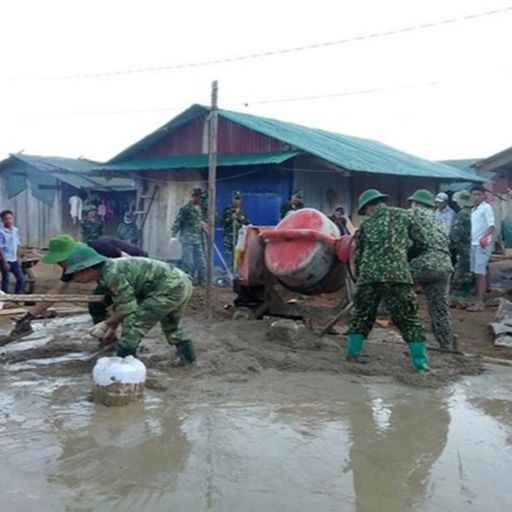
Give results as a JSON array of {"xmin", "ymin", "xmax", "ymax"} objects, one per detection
[
  {"xmin": 407, "ymin": 189, "xmax": 436, "ymax": 208},
  {"xmin": 358, "ymin": 189, "xmax": 388, "ymax": 213},
  {"xmin": 453, "ymin": 190, "xmax": 473, "ymax": 207},
  {"xmin": 232, "ymin": 190, "xmax": 242, "ymax": 199},
  {"xmin": 42, "ymin": 234, "xmax": 80, "ymax": 264},
  {"xmin": 191, "ymin": 187, "xmax": 203, "ymax": 197},
  {"xmin": 292, "ymin": 189, "xmax": 303, "ymax": 198},
  {"xmin": 64, "ymin": 246, "xmax": 108, "ymax": 275}
]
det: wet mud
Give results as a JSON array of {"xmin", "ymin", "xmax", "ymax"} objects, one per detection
[
  {"xmin": 0, "ymin": 315, "xmax": 510, "ymax": 511},
  {"xmin": 0, "ymin": 315, "xmax": 483, "ymax": 389}
]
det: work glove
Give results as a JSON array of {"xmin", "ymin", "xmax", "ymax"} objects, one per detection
[
  {"xmin": 479, "ymin": 235, "xmax": 490, "ymax": 248},
  {"xmin": 90, "ymin": 321, "xmax": 112, "ymax": 339}
]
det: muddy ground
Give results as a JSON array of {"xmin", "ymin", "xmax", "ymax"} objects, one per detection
[{"xmin": 1, "ymin": 259, "xmax": 511, "ymax": 388}]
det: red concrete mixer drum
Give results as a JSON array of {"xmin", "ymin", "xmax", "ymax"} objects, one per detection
[{"xmin": 261, "ymin": 208, "xmax": 347, "ymax": 295}]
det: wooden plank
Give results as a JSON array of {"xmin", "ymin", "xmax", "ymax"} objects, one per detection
[{"xmin": 0, "ymin": 294, "xmax": 103, "ymax": 303}]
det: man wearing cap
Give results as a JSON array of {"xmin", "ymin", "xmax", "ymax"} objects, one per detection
[
  {"xmin": 450, "ymin": 190, "xmax": 474, "ymax": 297},
  {"xmin": 435, "ymin": 192, "xmax": 456, "ymax": 234},
  {"xmin": 222, "ymin": 191, "xmax": 250, "ymax": 270},
  {"xmin": 9, "ymin": 235, "xmax": 147, "ymax": 339},
  {"xmin": 171, "ymin": 188, "xmax": 207, "ymax": 284},
  {"xmin": 467, "ymin": 185, "xmax": 495, "ymax": 311},
  {"xmin": 63, "ymin": 245, "xmax": 196, "ymax": 365},
  {"xmin": 116, "ymin": 212, "xmax": 139, "ymax": 245},
  {"xmin": 280, "ymin": 190, "xmax": 304, "ymax": 219},
  {"xmin": 408, "ymin": 189, "xmax": 454, "ymax": 350},
  {"xmin": 80, "ymin": 207, "xmax": 105, "ymax": 243},
  {"xmin": 347, "ymin": 189, "xmax": 430, "ymax": 371}
]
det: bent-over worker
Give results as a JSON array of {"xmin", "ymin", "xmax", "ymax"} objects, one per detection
[
  {"xmin": 347, "ymin": 189, "xmax": 430, "ymax": 372},
  {"xmin": 10, "ymin": 235, "xmax": 147, "ymax": 339},
  {"xmin": 64, "ymin": 245, "xmax": 196, "ymax": 365},
  {"xmin": 408, "ymin": 189, "xmax": 454, "ymax": 350}
]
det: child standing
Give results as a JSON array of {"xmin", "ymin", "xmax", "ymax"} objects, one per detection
[{"xmin": 0, "ymin": 210, "xmax": 24, "ymax": 293}]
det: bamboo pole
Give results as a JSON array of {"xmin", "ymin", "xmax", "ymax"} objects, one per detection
[
  {"xmin": 0, "ymin": 294, "xmax": 104, "ymax": 303},
  {"xmin": 206, "ymin": 80, "xmax": 219, "ymax": 319}
]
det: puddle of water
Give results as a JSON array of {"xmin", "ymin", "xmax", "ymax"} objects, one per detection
[
  {"xmin": 0, "ymin": 368, "xmax": 512, "ymax": 511},
  {"xmin": 5, "ymin": 352, "xmax": 93, "ymax": 371}
]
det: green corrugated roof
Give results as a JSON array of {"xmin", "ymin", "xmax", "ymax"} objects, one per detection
[
  {"xmin": 99, "ymin": 151, "xmax": 299, "ymax": 171},
  {"xmin": 439, "ymin": 159, "xmax": 494, "ymax": 192},
  {"xmin": 0, "ymin": 154, "xmax": 135, "ymax": 193},
  {"xmin": 107, "ymin": 104, "xmax": 484, "ymax": 182}
]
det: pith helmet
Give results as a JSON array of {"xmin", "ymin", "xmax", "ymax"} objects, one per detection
[
  {"xmin": 407, "ymin": 189, "xmax": 436, "ymax": 208},
  {"xmin": 453, "ymin": 190, "xmax": 472, "ymax": 207},
  {"xmin": 232, "ymin": 190, "xmax": 242, "ymax": 198},
  {"xmin": 191, "ymin": 188, "xmax": 203, "ymax": 197},
  {"xmin": 42, "ymin": 234, "xmax": 80, "ymax": 264},
  {"xmin": 358, "ymin": 189, "xmax": 388, "ymax": 213},
  {"xmin": 64, "ymin": 246, "xmax": 108, "ymax": 275}
]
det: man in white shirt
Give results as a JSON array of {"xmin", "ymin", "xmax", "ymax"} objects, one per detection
[
  {"xmin": 467, "ymin": 185, "xmax": 495, "ymax": 311},
  {"xmin": 0, "ymin": 210, "xmax": 24, "ymax": 293},
  {"xmin": 435, "ymin": 192, "xmax": 456, "ymax": 234}
]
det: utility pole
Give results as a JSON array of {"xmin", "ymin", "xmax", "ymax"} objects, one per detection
[{"xmin": 206, "ymin": 80, "xmax": 218, "ymax": 319}]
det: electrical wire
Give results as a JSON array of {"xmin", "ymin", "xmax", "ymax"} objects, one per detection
[{"xmin": 15, "ymin": 5, "xmax": 512, "ymax": 81}]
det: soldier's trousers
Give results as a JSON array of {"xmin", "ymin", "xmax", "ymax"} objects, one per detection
[
  {"xmin": 414, "ymin": 269, "xmax": 454, "ymax": 349},
  {"xmin": 182, "ymin": 243, "xmax": 206, "ymax": 283},
  {"xmin": 348, "ymin": 283, "xmax": 425, "ymax": 343},
  {"xmin": 88, "ymin": 284, "xmax": 113, "ymax": 325},
  {"xmin": 117, "ymin": 275, "xmax": 193, "ymax": 355},
  {"xmin": 451, "ymin": 250, "xmax": 474, "ymax": 296}
]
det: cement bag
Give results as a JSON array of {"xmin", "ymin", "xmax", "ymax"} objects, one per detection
[{"xmin": 92, "ymin": 356, "xmax": 147, "ymax": 407}]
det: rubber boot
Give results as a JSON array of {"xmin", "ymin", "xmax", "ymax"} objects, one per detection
[
  {"xmin": 409, "ymin": 341, "xmax": 429, "ymax": 372},
  {"xmin": 346, "ymin": 333, "xmax": 365, "ymax": 361},
  {"xmin": 116, "ymin": 344, "xmax": 137, "ymax": 358},
  {"xmin": 175, "ymin": 340, "xmax": 197, "ymax": 366}
]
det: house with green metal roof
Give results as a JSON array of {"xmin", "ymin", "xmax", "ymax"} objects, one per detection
[
  {"xmin": 0, "ymin": 153, "xmax": 135, "ymax": 247},
  {"xmin": 97, "ymin": 104, "xmax": 481, "ymax": 259}
]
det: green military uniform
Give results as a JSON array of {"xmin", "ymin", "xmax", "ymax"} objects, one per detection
[
  {"xmin": 280, "ymin": 189, "xmax": 304, "ymax": 219},
  {"xmin": 172, "ymin": 188, "xmax": 207, "ymax": 283},
  {"xmin": 99, "ymin": 258, "xmax": 193, "ymax": 356},
  {"xmin": 65, "ymin": 247, "xmax": 195, "ymax": 363},
  {"xmin": 222, "ymin": 191, "xmax": 249, "ymax": 269},
  {"xmin": 80, "ymin": 218, "xmax": 104, "ymax": 242},
  {"xmin": 408, "ymin": 191, "xmax": 454, "ymax": 349},
  {"xmin": 347, "ymin": 189, "xmax": 429, "ymax": 371},
  {"xmin": 116, "ymin": 217, "xmax": 139, "ymax": 245},
  {"xmin": 450, "ymin": 192, "xmax": 473, "ymax": 296}
]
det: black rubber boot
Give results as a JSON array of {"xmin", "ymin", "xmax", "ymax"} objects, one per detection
[
  {"xmin": 175, "ymin": 340, "xmax": 196, "ymax": 366},
  {"xmin": 116, "ymin": 344, "xmax": 137, "ymax": 358}
]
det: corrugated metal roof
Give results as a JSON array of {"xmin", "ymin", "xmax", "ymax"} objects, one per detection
[
  {"xmin": 0, "ymin": 154, "xmax": 135, "ymax": 193},
  {"xmin": 99, "ymin": 151, "xmax": 299, "ymax": 171},
  {"xmin": 106, "ymin": 104, "xmax": 484, "ymax": 182},
  {"xmin": 440, "ymin": 159, "xmax": 495, "ymax": 192}
]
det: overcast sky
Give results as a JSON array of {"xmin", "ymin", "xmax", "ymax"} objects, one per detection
[{"xmin": 1, "ymin": 0, "xmax": 511, "ymax": 163}]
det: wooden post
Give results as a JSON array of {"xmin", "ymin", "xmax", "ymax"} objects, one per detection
[{"xmin": 206, "ymin": 80, "xmax": 219, "ymax": 319}]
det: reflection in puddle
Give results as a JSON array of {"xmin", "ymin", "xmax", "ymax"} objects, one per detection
[{"xmin": 0, "ymin": 366, "xmax": 511, "ymax": 511}]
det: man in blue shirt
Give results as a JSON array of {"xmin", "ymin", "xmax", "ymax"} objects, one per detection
[{"xmin": 0, "ymin": 210, "xmax": 24, "ymax": 293}]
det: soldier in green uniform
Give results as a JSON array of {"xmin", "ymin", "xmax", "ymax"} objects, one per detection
[
  {"xmin": 171, "ymin": 188, "xmax": 207, "ymax": 284},
  {"xmin": 280, "ymin": 190, "xmax": 304, "ymax": 219},
  {"xmin": 450, "ymin": 190, "xmax": 474, "ymax": 297},
  {"xmin": 222, "ymin": 191, "xmax": 249, "ymax": 270},
  {"xmin": 116, "ymin": 212, "xmax": 139, "ymax": 245},
  {"xmin": 64, "ymin": 245, "xmax": 196, "ymax": 365},
  {"xmin": 80, "ymin": 207, "xmax": 105, "ymax": 242},
  {"xmin": 347, "ymin": 189, "xmax": 430, "ymax": 372},
  {"xmin": 408, "ymin": 189, "xmax": 454, "ymax": 349}
]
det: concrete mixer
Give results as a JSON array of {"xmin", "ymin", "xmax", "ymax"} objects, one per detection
[{"xmin": 232, "ymin": 208, "xmax": 355, "ymax": 333}]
